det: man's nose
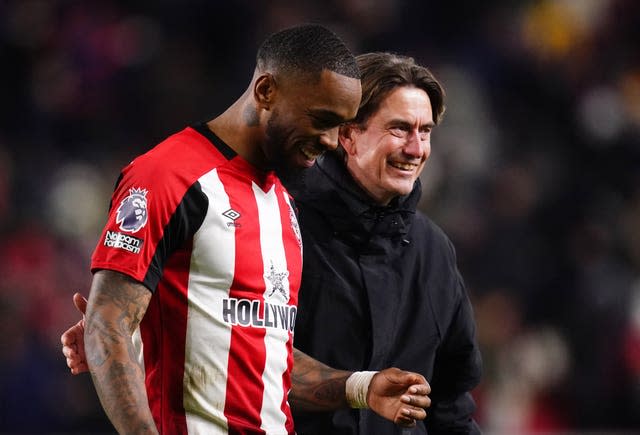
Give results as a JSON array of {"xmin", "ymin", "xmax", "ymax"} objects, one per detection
[
  {"xmin": 318, "ymin": 127, "xmax": 339, "ymax": 151},
  {"xmin": 404, "ymin": 130, "xmax": 426, "ymax": 158}
]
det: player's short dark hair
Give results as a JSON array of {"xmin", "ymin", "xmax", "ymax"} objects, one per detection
[
  {"xmin": 354, "ymin": 52, "xmax": 445, "ymax": 125},
  {"xmin": 256, "ymin": 24, "xmax": 360, "ymax": 81}
]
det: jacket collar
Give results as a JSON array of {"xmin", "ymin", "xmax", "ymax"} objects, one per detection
[{"xmin": 291, "ymin": 152, "xmax": 421, "ymax": 239}]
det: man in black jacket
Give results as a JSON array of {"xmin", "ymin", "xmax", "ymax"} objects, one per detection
[{"xmin": 290, "ymin": 52, "xmax": 482, "ymax": 434}]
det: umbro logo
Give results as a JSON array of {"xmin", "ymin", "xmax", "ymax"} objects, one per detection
[{"xmin": 222, "ymin": 208, "xmax": 241, "ymax": 227}]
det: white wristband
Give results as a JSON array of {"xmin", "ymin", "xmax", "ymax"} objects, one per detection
[{"xmin": 345, "ymin": 371, "xmax": 378, "ymax": 409}]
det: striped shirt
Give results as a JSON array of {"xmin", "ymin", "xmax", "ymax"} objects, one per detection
[{"xmin": 91, "ymin": 125, "xmax": 302, "ymax": 434}]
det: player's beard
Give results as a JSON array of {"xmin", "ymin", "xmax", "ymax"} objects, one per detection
[{"xmin": 263, "ymin": 114, "xmax": 306, "ymax": 185}]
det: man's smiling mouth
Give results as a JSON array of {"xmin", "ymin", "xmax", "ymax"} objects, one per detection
[{"xmin": 388, "ymin": 161, "xmax": 418, "ymax": 171}]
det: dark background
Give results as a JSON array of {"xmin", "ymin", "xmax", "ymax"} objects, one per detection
[{"xmin": 1, "ymin": 0, "xmax": 639, "ymax": 433}]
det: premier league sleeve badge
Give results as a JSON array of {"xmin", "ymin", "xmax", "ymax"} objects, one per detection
[{"xmin": 116, "ymin": 187, "xmax": 149, "ymax": 233}]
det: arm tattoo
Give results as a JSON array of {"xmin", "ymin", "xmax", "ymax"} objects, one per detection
[
  {"xmin": 289, "ymin": 348, "xmax": 351, "ymax": 411},
  {"xmin": 85, "ymin": 272, "xmax": 147, "ymax": 367},
  {"xmin": 85, "ymin": 270, "xmax": 157, "ymax": 434},
  {"xmin": 93, "ymin": 362, "xmax": 156, "ymax": 433}
]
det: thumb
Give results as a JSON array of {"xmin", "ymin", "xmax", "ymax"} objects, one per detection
[
  {"xmin": 72, "ymin": 292, "xmax": 88, "ymax": 317},
  {"xmin": 386, "ymin": 369, "xmax": 429, "ymax": 389}
]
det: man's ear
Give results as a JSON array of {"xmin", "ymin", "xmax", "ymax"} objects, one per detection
[
  {"xmin": 339, "ymin": 123, "xmax": 359, "ymax": 155},
  {"xmin": 254, "ymin": 73, "xmax": 276, "ymax": 110}
]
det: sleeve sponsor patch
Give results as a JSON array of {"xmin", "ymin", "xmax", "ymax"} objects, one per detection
[{"xmin": 104, "ymin": 230, "xmax": 143, "ymax": 254}]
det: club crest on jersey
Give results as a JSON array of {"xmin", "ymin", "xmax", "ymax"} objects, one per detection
[
  {"xmin": 287, "ymin": 203, "xmax": 302, "ymax": 248},
  {"xmin": 116, "ymin": 188, "xmax": 148, "ymax": 233}
]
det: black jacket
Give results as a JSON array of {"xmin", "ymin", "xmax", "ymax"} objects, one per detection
[{"xmin": 289, "ymin": 153, "xmax": 482, "ymax": 434}]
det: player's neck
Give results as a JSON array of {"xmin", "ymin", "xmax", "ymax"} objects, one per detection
[{"xmin": 207, "ymin": 99, "xmax": 267, "ymax": 169}]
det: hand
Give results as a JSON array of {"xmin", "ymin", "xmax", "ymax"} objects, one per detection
[
  {"xmin": 367, "ymin": 368, "xmax": 431, "ymax": 428},
  {"xmin": 60, "ymin": 292, "xmax": 89, "ymax": 375}
]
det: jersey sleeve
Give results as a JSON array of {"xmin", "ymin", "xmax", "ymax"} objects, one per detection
[{"xmin": 91, "ymin": 155, "xmax": 208, "ymax": 291}]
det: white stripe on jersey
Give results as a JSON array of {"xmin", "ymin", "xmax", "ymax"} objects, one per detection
[
  {"xmin": 184, "ymin": 168, "xmax": 234, "ymax": 433},
  {"xmin": 254, "ymin": 183, "xmax": 290, "ymax": 433}
]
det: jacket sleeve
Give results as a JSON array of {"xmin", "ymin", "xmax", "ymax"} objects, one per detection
[{"xmin": 427, "ymin": 268, "xmax": 483, "ymax": 434}]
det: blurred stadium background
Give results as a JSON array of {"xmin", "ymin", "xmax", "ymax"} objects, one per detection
[{"xmin": 1, "ymin": 0, "xmax": 639, "ymax": 433}]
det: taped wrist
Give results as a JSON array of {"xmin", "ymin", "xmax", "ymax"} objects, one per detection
[{"xmin": 345, "ymin": 371, "xmax": 378, "ymax": 409}]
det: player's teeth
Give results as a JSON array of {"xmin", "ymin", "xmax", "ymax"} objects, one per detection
[{"xmin": 302, "ymin": 147, "xmax": 319, "ymax": 160}]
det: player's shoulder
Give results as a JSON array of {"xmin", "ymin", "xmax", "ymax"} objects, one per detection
[
  {"xmin": 127, "ymin": 127, "xmax": 227, "ymax": 181},
  {"xmin": 137, "ymin": 126, "xmax": 220, "ymax": 164}
]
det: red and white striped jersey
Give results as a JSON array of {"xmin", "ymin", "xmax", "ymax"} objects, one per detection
[{"xmin": 91, "ymin": 125, "xmax": 303, "ymax": 434}]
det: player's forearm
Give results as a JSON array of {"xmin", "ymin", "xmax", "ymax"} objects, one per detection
[
  {"xmin": 85, "ymin": 270, "xmax": 158, "ymax": 434},
  {"xmin": 87, "ymin": 339, "xmax": 158, "ymax": 434},
  {"xmin": 289, "ymin": 347, "xmax": 351, "ymax": 411}
]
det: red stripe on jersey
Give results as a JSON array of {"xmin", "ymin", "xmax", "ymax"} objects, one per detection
[
  {"xmin": 220, "ymin": 166, "xmax": 268, "ymax": 434},
  {"xmin": 140, "ymin": 242, "xmax": 193, "ymax": 434}
]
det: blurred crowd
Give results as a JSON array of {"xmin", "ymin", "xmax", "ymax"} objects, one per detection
[{"xmin": 1, "ymin": 0, "xmax": 639, "ymax": 433}]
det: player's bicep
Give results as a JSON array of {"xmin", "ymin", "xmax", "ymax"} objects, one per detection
[{"xmin": 85, "ymin": 270, "xmax": 151, "ymax": 367}]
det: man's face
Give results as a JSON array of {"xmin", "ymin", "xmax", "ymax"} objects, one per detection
[
  {"xmin": 342, "ymin": 86, "xmax": 434, "ymax": 205},
  {"xmin": 263, "ymin": 69, "xmax": 361, "ymax": 177}
]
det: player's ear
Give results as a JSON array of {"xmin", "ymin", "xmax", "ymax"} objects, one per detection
[{"xmin": 254, "ymin": 73, "xmax": 276, "ymax": 110}]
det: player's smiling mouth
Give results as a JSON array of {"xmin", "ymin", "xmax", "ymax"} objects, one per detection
[{"xmin": 300, "ymin": 145, "xmax": 323, "ymax": 161}]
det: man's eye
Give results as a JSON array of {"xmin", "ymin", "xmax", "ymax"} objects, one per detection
[{"xmin": 390, "ymin": 127, "xmax": 407, "ymax": 137}]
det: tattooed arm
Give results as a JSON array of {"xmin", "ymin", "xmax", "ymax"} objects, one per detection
[
  {"xmin": 290, "ymin": 348, "xmax": 432, "ymax": 427},
  {"xmin": 290, "ymin": 348, "xmax": 352, "ymax": 410},
  {"xmin": 84, "ymin": 270, "xmax": 158, "ymax": 435}
]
